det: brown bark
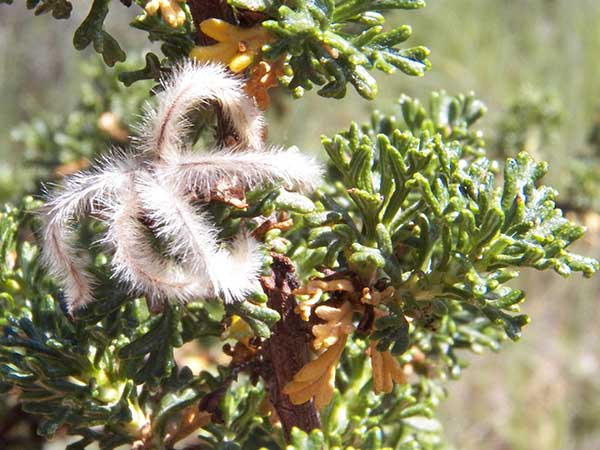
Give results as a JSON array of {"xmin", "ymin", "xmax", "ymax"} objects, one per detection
[{"xmin": 260, "ymin": 254, "xmax": 321, "ymax": 439}]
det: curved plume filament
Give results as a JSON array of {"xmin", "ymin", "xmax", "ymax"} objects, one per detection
[
  {"xmin": 41, "ymin": 62, "xmax": 323, "ymax": 311},
  {"xmin": 41, "ymin": 156, "xmax": 134, "ymax": 312},
  {"xmin": 138, "ymin": 62, "xmax": 265, "ymax": 159}
]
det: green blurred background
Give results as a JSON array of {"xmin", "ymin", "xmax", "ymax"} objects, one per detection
[{"xmin": 1, "ymin": 1, "xmax": 599, "ymax": 449}]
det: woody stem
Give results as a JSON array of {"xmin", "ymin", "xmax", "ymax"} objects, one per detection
[{"xmin": 260, "ymin": 254, "xmax": 321, "ymax": 440}]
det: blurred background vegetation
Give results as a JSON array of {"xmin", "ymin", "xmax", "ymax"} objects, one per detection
[{"xmin": 0, "ymin": 1, "xmax": 599, "ymax": 449}]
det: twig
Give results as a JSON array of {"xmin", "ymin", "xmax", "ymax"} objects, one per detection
[
  {"xmin": 163, "ymin": 360, "xmax": 260, "ymax": 448},
  {"xmin": 163, "ymin": 406, "xmax": 212, "ymax": 448},
  {"xmin": 260, "ymin": 253, "xmax": 321, "ymax": 439}
]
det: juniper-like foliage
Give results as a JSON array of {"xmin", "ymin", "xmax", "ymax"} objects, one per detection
[
  {"xmin": 0, "ymin": 1, "xmax": 597, "ymax": 449},
  {"xmin": 1, "ymin": 0, "xmax": 429, "ymax": 98}
]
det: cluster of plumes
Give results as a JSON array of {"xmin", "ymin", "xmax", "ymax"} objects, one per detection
[{"xmin": 41, "ymin": 62, "xmax": 323, "ymax": 313}]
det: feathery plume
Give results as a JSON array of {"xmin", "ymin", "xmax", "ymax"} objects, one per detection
[
  {"xmin": 137, "ymin": 172, "xmax": 263, "ymax": 302},
  {"xmin": 158, "ymin": 146, "xmax": 323, "ymax": 197},
  {"xmin": 212, "ymin": 232, "xmax": 263, "ymax": 302},
  {"xmin": 105, "ymin": 176, "xmax": 211, "ymax": 303},
  {"xmin": 41, "ymin": 155, "xmax": 133, "ymax": 311},
  {"xmin": 137, "ymin": 62, "xmax": 265, "ymax": 159}
]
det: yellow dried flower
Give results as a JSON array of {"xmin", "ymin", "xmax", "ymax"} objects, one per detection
[
  {"xmin": 367, "ymin": 340, "xmax": 407, "ymax": 394},
  {"xmin": 189, "ymin": 19, "xmax": 273, "ymax": 73},
  {"xmin": 293, "ymin": 278, "xmax": 354, "ymax": 321},
  {"xmin": 144, "ymin": 0, "xmax": 187, "ymax": 29},
  {"xmin": 222, "ymin": 315, "xmax": 254, "ymax": 341},
  {"xmin": 312, "ymin": 301, "xmax": 354, "ymax": 351},
  {"xmin": 283, "ymin": 336, "xmax": 346, "ymax": 409}
]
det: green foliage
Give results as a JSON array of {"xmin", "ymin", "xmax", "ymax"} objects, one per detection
[
  {"xmin": 1, "ymin": 0, "xmax": 429, "ymax": 99},
  {"xmin": 394, "ymin": 92, "xmax": 487, "ymax": 157},
  {"xmin": 0, "ymin": 2, "xmax": 598, "ymax": 450},
  {"xmin": 309, "ymin": 90, "xmax": 596, "ymax": 354},
  {"xmin": 132, "ymin": 9, "xmax": 194, "ymax": 47},
  {"xmin": 372, "ymin": 303, "xmax": 410, "ymax": 355},
  {"xmin": 244, "ymin": 0, "xmax": 431, "ymax": 99},
  {"xmin": 118, "ymin": 52, "xmax": 163, "ymax": 87},
  {"xmin": 23, "ymin": 0, "xmax": 72, "ymax": 18},
  {"xmin": 74, "ymin": 0, "xmax": 127, "ymax": 66},
  {"xmin": 226, "ymin": 299, "xmax": 280, "ymax": 339}
]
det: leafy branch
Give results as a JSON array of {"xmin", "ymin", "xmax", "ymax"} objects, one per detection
[{"xmin": 233, "ymin": 0, "xmax": 431, "ymax": 98}]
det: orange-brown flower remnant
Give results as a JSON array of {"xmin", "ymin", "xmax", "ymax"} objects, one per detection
[
  {"xmin": 190, "ymin": 19, "xmax": 273, "ymax": 73},
  {"xmin": 367, "ymin": 340, "xmax": 407, "ymax": 394},
  {"xmin": 312, "ymin": 301, "xmax": 354, "ymax": 351},
  {"xmin": 283, "ymin": 335, "xmax": 347, "ymax": 409},
  {"xmin": 284, "ymin": 301, "xmax": 354, "ymax": 408},
  {"xmin": 144, "ymin": 0, "xmax": 187, "ymax": 28},
  {"xmin": 293, "ymin": 278, "xmax": 354, "ymax": 321},
  {"xmin": 244, "ymin": 60, "xmax": 285, "ymax": 110},
  {"xmin": 360, "ymin": 285, "xmax": 395, "ymax": 306}
]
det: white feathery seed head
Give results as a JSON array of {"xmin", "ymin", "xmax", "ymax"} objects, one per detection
[
  {"xmin": 39, "ymin": 61, "xmax": 323, "ymax": 312},
  {"xmin": 135, "ymin": 171, "xmax": 264, "ymax": 302},
  {"xmin": 135, "ymin": 171, "xmax": 220, "ymax": 282}
]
